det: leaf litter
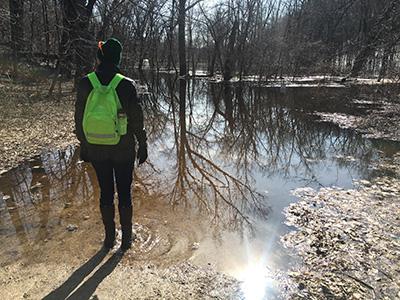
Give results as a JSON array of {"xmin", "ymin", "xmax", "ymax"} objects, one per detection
[
  {"xmin": 0, "ymin": 81, "xmax": 77, "ymax": 172},
  {"xmin": 282, "ymin": 154, "xmax": 400, "ymax": 299}
]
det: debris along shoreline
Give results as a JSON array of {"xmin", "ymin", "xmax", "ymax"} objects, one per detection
[
  {"xmin": 282, "ymin": 155, "xmax": 400, "ymax": 299},
  {"xmin": 314, "ymin": 85, "xmax": 400, "ymax": 142}
]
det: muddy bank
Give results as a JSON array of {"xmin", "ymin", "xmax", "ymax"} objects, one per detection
[
  {"xmin": 0, "ymin": 185, "xmax": 242, "ymax": 300},
  {"xmin": 282, "ymin": 154, "xmax": 400, "ymax": 299},
  {"xmin": 1, "ymin": 259, "xmax": 241, "ymax": 299},
  {"xmin": 0, "ymin": 147, "xmax": 244, "ymax": 299},
  {"xmin": 0, "ymin": 80, "xmax": 77, "ymax": 172}
]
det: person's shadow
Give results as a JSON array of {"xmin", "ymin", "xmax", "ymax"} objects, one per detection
[{"xmin": 43, "ymin": 249, "xmax": 124, "ymax": 300}]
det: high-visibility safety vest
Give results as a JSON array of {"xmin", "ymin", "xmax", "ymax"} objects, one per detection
[{"xmin": 82, "ymin": 72, "xmax": 128, "ymax": 145}]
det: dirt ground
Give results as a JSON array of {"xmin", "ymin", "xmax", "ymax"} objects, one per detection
[
  {"xmin": 0, "ymin": 176, "xmax": 243, "ymax": 299},
  {"xmin": 1, "ymin": 259, "xmax": 241, "ymax": 299},
  {"xmin": 0, "ymin": 79, "xmax": 77, "ymax": 172}
]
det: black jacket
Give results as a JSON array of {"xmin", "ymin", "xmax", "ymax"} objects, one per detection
[{"xmin": 74, "ymin": 62, "xmax": 147, "ymax": 162}]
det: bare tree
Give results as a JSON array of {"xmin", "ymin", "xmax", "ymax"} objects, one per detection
[{"xmin": 59, "ymin": 0, "xmax": 96, "ymax": 82}]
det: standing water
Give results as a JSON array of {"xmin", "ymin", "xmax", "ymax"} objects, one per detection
[{"xmin": 1, "ymin": 75, "xmax": 399, "ymax": 299}]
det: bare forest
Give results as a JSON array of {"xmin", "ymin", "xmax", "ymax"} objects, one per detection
[
  {"xmin": 2, "ymin": 0, "xmax": 400, "ymax": 82},
  {"xmin": 1, "ymin": 1, "xmax": 400, "ymax": 300}
]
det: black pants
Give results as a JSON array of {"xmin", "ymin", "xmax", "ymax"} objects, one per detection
[{"xmin": 91, "ymin": 160, "xmax": 134, "ymax": 208}]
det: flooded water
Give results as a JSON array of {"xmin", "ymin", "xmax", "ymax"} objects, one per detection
[{"xmin": 1, "ymin": 76, "xmax": 400, "ymax": 299}]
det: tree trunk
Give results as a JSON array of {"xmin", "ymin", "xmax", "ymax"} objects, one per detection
[
  {"xmin": 41, "ymin": 0, "xmax": 50, "ymax": 64},
  {"xmin": 9, "ymin": 0, "xmax": 24, "ymax": 54},
  {"xmin": 178, "ymin": 0, "xmax": 186, "ymax": 77},
  {"xmin": 223, "ymin": 20, "xmax": 238, "ymax": 81},
  {"xmin": 74, "ymin": 0, "xmax": 96, "ymax": 83},
  {"xmin": 166, "ymin": 0, "xmax": 176, "ymax": 71},
  {"xmin": 59, "ymin": 0, "xmax": 96, "ymax": 83},
  {"xmin": 9, "ymin": 0, "xmax": 24, "ymax": 78},
  {"xmin": 29, "ymin": 0, "xmax": 34, "ymax": 55},
  {"xmin": 208, "ymin": 45, "xmax": 217, "ymax": 76}
]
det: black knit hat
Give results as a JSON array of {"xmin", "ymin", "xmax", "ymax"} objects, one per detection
[{"xmin": 97, "ymin": 38, "xmax": 123, "ymax": 66}]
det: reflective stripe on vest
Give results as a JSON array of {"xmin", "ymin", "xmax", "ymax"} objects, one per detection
[{"xmin": 86, "ymin": 132, "xmax": 117, "ymax": 139}]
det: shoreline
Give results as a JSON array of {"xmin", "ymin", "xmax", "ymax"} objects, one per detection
[{"xmin": 282, "ymin": 167, "xmax": 400, "ymax": 299}]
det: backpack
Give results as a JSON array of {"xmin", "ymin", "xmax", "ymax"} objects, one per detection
[{"xmin": 82, "ymin": 72, "xmax": 128, "ymax": 145}]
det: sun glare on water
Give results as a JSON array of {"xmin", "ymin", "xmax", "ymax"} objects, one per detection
[{"xmin": 237, "ymin": 257, "xmax": 275, "ymax": 300}]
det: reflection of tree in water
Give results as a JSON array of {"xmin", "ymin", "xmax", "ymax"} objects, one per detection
[
  {"xmin": 210, "ymin": 83, "xmax": 375, "ymax": 185},
  {"xmin": 141, "ymin": 76, "xmax": 379, "ymax": 224},
  {"xmin": 142, "ymin": 75, "xmax": 267, "ymax": 226},
  {"xmin": 44, "ymin": 147, "xmax": 97, "ymax": 206},
  {"xmin": 0, "ymin": 146, "xmax": 97, "ymax": 263}
]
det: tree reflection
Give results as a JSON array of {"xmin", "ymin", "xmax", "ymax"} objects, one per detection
[
  {"xmin": 0, "ymin": 147, "xmax": 98, "ymax": 265},
  {"xmin": 210, "ymin": 83, "xmax": 375, "ymax": 183},
  {"xmin": 167, "ymin": 77, "xmax": 267, "ymax": 226},
  {"xmin": 138, "ymin": 76, "xmax": 379, "ymax": 226}
]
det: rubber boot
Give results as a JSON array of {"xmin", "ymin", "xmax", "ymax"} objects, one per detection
[
  {"xmin": 100, "ymin": 205, "xmax": 115, "ymax": 250},
  {"xmin": 119, "ymin": 205, "xmax": 133, "ymax": 251}
]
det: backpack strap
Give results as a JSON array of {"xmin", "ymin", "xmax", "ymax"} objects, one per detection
[
  {"xmin": 88, "ymin": 72, "xmax": 124, "ymax": 89},
  {"xmin": 109, "ymin": 73, "xmax": 124, "ymax": 110},
  {"xmin": 109, "ymin": 73, "xmax": 124, "ymax": 90},
  {"xmin": 88, "ymin": 72, "xmax": 101, "ymax": 88}
]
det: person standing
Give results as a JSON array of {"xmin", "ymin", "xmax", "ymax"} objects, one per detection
[{"xmin": 74, "ymin": 38, "xmax": 147, "ymax": 251}]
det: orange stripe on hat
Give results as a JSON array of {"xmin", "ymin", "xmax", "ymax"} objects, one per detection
[{"xmin": 98, "ymin": 41, "xmax": 104, "ymax": 54}]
